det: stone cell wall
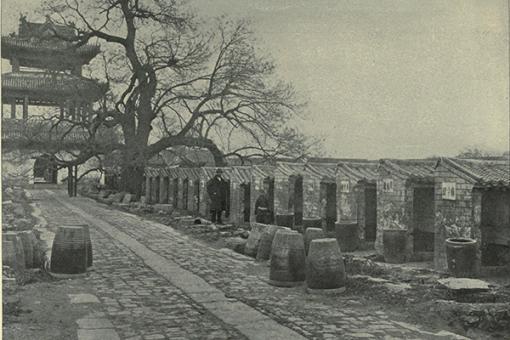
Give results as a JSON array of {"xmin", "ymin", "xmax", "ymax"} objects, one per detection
[
  {"xmin": 375, "ymin": 169, "xmax": 410, "ymax": 255},
  {"xmin": 355, "ymin": 184, "xmax": 366, "ymax": 240},
  {"xmin": 304, "ymin": 177, "xmax": 321, "ymax": 218},
  {"xmin": 433, "ymin": 163, "xmax": 480, "ymax": 271},
  {"xmin": 274, "ymin": 174, "xmax": 290, "ymax": 215}
]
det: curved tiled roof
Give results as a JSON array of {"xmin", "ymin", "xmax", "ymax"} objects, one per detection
[
  {"xmin": 230, "ymin": 166, "xmax": 252, "ymax": 184},
  {"xmin": 337, "ymin": 161, "xmax": 379, "ymax": 182},
  {"xmin": 275, "ymin": 161, "xmax": 306, "ymax": 177},
  {"xmin": 2, "ymin": 72, "xmax": 106, "ymax": 101},
  {"xmin": 252, "ymin": 165, "xmax": 275, "ymax": 179},
  {"xmin": 379, "ymin": 159, "xmax": 436, "ymax": 181},
  {"xmin": 440, "ymin": 158, "xmax": 510, "ymax": 188},
  {"xmin": 305, "ymin": 163, "xmax": 336, "ymax": 182},
  {"xmin": 2, "ymin": 36, "xmax": 100, "ymax": 59}
]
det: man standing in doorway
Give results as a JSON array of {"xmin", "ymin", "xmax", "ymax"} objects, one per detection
[
  {"xmin": 207, "ymin": 169, "xmax": 227, "ymax": 224},
  {"xmin": 255, "ymin": 179, "xmax": 273, "ymax": 224}
]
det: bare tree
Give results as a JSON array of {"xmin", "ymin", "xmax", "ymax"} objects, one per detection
[{"xmin": 42, "ymin": 0, "xmax": 316, "ymax": 197}]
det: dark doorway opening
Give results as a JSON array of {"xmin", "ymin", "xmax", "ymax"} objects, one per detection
[
  {"xmin": 412, "ymin": 186, "xmax": 435, "ymax": 253},
  {"xmin": 162, "ymin": 177, "xmax": 169, "ymax": 203},
  {"xmin": 225, "ymin": 180, "xmax": 231, "ymax": 218},
  {"xmin": 364, "ymin": 184, "xmax": 377, "ymax": 242},
  {"xmin": 182, "ymin": 179, "xmax": 189, "ymax": 210},
  {"xmin": 289, "ymin": 175, "xmax": 304, "ymax": 226},
  {"xmin": 321, "ymin": 181, "xmax": 337, "ymax": 232},
  {"xmin": 481, "ymin": 190, "xmax": 510, "ymax": 266},
  {"xmin": 173, "ymin": 178, "xmax": 178, "ymax": 208},
  {"xmin": 194, "ymin": 179, "xmax": 200, "ymax": 213},
  {"xmin": 154, "ymin": 177, "xmax": 161, "ymax": 203},
  {"xmin": 268, "ymin": 178, "xmax": 275, "ymax": 223},
  {"xmin": 33, "ymin": 155, "xmax": 58, "ymax": 184},
  {"xmin": 241, "ymin": 183, "xmax": 251, "ymax": 222}
]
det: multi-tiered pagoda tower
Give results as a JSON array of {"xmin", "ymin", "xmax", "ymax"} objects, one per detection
[{"xmin": 1, "ymin": 15, "xmax": 107, "ymax": 185}]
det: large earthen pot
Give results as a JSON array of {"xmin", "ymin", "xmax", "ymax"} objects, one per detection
[
  {"xmin": 446, "ymin": 238, "xmax": 478, "ymax": 278},
  {"xmin": 244, "ymin": 223, "xmax": 267, "ymax": 257},
  {"xmin": 50, "ymin": 226, "xmax": 88, "ymax": 275},
  {"xmin": 256, "ymin": 225, "xmax": 283, "ymax": 261},
  {"xmin": 19, "ymin": 231, "xmax": 34, "ymax": 268},
  {"xmin": 275, "ymin": 214, "xmax": 294, "ymax": 229},
  {"xmin": 81, "ymin": 225, "xmax": 93, "ymax": 267},
  {"xmin": 269, "ymin": 230, "xmax": 306, "ymax": 287},
  {"xmin": 302, "ymin": 217, "xmax": 322, "ymax": 231},
  {"xmin": 304, "ymin": 227, "xmax": 324, "ymax": 255},
  {"xmin": 306, "ymin": 238, "xmax": 346, "ymax": 294},
  {"xmin": 3, "ymin": 240, "xmax": 17, "ymax": 269},
  {"xmin": 335, "ymin": 223, "xmax": 359, "ymax": 252},
  {"xmin": 383, "ymin": 229, "xmax": 407, "ymax": 263},
  {"xmin": 3, "ymin": 232, "xmax": 26, "ymax": 273},
  {"xmin": 28, "ymin": 231, "xmax": 42, "ymax": 268}
]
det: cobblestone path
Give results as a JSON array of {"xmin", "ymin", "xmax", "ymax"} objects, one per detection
[
  {"xmin": 32, "ymin": 190, "xmax": 247, "ymax": 340},
  {"xmin": 34, "ymin": 190, "xmax": 467, "ymax": 340}
]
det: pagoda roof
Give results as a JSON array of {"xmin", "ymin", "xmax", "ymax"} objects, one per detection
[
  {"xmin": 2, "ymin": 36, "xmax": 100, "ymax": 65},
  {"xmin": 19, "ymin": 15, "xmax": 76, "ymax": 40},
  {"xmin": 2, "ymin": 16, "xmax": 100, "ymax": 67},
  {"xmin": 2, "ymin": 71, "xmax": 106, "ymax": 104}
]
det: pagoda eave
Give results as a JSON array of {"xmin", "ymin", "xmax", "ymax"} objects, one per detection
[
  {"xmin": 2, "ymin": 72, "xmax": 107, "ymax": 104},
  {"xmin": 2, "ymin": 37, "xmax": 100, "ymax": 66}
]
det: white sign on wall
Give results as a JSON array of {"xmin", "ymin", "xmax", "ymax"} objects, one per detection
[
  {"xmin": 340, "ymin": 180, "xmax": 350, "ymax": 193},
  {"xmin": 382, "ymin": 179, "xmax": 394, "ymax": 192},
  {"xmin": 442, "ymin": 182, "xmax": 456, "ymax": 200}
]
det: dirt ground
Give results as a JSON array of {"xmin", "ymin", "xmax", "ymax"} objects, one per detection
[{"xmin": 3, "ymin": 271, "xmax": 97, "ymax": 340}]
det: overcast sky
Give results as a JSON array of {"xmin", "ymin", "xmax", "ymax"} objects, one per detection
[{"xmin": 2, "ymin": 0, "xmax": 509, "ymax": 158}]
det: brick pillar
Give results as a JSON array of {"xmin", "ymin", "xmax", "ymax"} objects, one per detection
[
  {"xmin": 10, "ymin": 103, "xmax": 16, "ymax": 119},
  {"xmin": 22, "ymin": 96, "xmax": 28, "ymax": 120},
  {"xmin": 274, "ymin": 176, "xmax": 290, "ymax": 214},
  {"xmin": 471, "ymin": 189, "xmax": 483, "ymax": 275},
  {"xmin": 200, "ymin": 179, "xmax": 208, "ymax": 216},
  {"xmin": 145, "ymin": 176, "xmax": 151, "ymax": 203}
]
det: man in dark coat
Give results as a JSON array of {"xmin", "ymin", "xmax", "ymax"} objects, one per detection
[
  {"xmin": 207, "ymin": 169, "xmax": 228, "ymax": 224},
  {"xmin": 255, "ymin": 179, "xmax": 273, "ymax": 224}
]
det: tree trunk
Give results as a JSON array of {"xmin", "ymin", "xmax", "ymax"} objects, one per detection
[{"xmin": 119, "ymin": 164, "xmax": 145, "ymax": 198}]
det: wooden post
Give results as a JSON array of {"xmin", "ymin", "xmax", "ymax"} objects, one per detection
[
  {"xmin": 22, "ymin": 96, "xmax": 28, "ymax": 120},
  {"xmin": 10, "ymin": 102, "xmax": 16, "ymax": 119},
  {"xmin": 70, "ymin": 102, "xmax": 76, "ymax": 121},
  {"xmin": 67, "ymin": 166, "xmax": 73, "ymax": 197},
  {"xmin": 60, "ymin": 104, "xmax": 65, "ymax": 120},
  {"xmin": 11, "ymin": 58, "xmax": 19, "ymax": 72},
  {"xmin": 74, "ymin": 165, "xmax": 78, "ymax": 197}
]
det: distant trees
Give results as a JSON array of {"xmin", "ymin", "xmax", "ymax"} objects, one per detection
[{"xmin": 456, "ymin": 147, "xmax": 507, "ymax": 159}]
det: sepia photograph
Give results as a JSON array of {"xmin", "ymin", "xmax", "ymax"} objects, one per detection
[{"xmin": 1, "ymin": 0, "xmax": 509, "ymax": 339}]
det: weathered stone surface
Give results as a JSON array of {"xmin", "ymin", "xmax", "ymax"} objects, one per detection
[
  {"xmin": 438, "ymin": 278, "xmax": 490, "ymax": 292},
  {"xmin": 122, "ymin": 193, "xmax": 133, "ymax": 204},
  {"xmin": 244, "ymin": 223, "xmax": 267, "ymax": 258},
  {"xmin": 68, "ymin": 293, "xmax": 100, "ymax": 304},
  {"xmin": 224, "ymin": 237, "xmax": 246, "ymax": 254}
]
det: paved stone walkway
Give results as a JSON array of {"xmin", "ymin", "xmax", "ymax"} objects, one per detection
[{"xmin": 34, "ymin": 190, "xmax": 468, "ymax": 340}]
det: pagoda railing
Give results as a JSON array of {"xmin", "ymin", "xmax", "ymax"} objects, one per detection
[{"xmin": 1, "ymin": 117, "xmax": 119, "ymax": 148}]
